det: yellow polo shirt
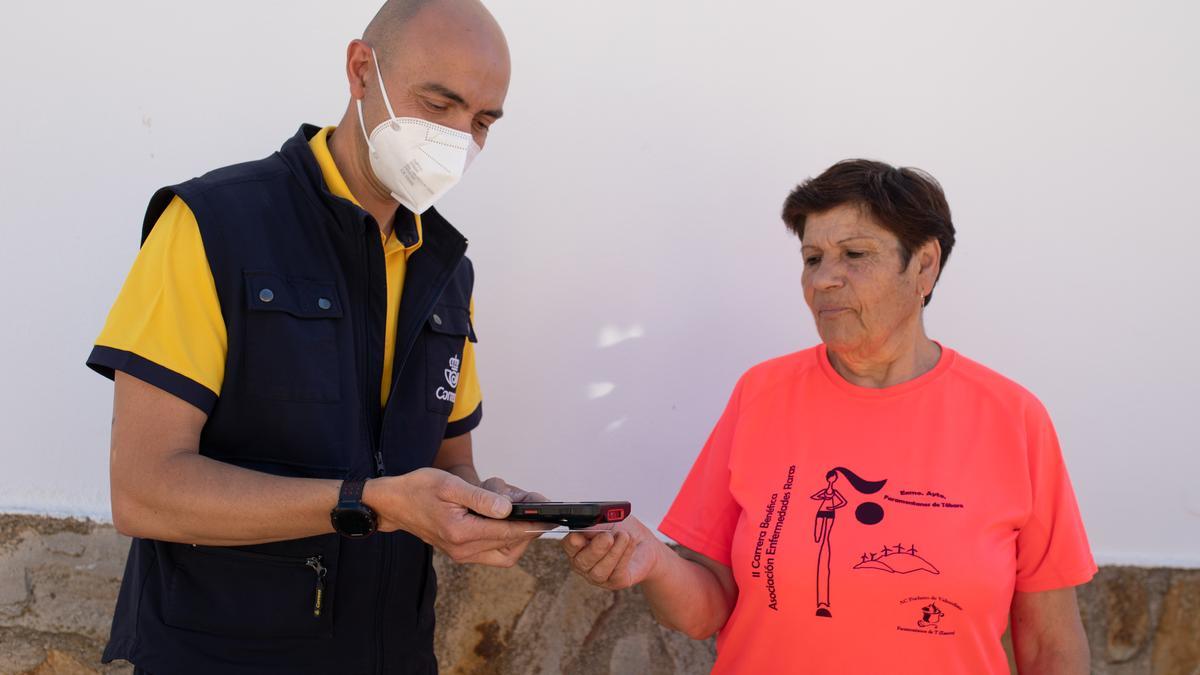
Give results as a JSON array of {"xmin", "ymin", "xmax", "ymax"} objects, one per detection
[{"xmin": 94, "ymin": 126, "xmax": 482, "ymax": 423}]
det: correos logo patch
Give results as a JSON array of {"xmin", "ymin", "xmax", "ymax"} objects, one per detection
[{"xmin": 436, "ymin": 354, "xmax": 460, "ymax": 403}]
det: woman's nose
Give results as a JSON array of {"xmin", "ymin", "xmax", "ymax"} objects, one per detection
[{"xmin": 810, "ymin": 261, "xmax": 845, "ymax": 290}]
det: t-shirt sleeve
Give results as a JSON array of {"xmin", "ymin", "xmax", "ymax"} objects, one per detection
[
  {"xmin": 87, "ymin": 195, "xmax": 228, "ymax": 414},
  {"xmin": 445, "ymin": 297, "xmax": 482, "ymax": 437},
  {"xmin": 658, "ymin": 377, "xmax": 745, "ymax": 566},
  {"xmin": 1014, "ymin": 401, "xmax": 1098, "ymax": 592}
]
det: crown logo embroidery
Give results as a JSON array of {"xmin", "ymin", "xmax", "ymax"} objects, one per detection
[{"xmin": 444, "ymin": 354, "xmax": 461, "ymax": 388}]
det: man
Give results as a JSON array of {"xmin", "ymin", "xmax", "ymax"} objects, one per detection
[{"xmin": 86, "ymin": 1, "xmax": 542, "ymax": 672}]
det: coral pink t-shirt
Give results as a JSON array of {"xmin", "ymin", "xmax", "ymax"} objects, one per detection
[{"xmin": 660, "ymin": 345, "xmax": 1096, "ymax": 675}]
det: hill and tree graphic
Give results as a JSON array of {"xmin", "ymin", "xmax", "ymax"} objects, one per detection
[{"xmin": 852, "ymin": 542, "xmax": 940, "ymax": 575}]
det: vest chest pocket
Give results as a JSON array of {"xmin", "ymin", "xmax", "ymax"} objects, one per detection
[
  {"xmin": 243, "ymin": 272, "xmax": 343, "ymax": 403},
  {"xmin": 424, "ymin": 305, "xmax": 475, "ymax": 416}
]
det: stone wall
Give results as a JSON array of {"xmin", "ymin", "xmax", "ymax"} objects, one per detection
[{"xmin": 1, "ymin": 515, "xmax": 1196, "ymax": 675}]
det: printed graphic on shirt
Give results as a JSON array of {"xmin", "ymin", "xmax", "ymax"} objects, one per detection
[
  {"xmin": 852, "ymin": 542, "xmax": 940, "ymax": 575},
  {"xmin": 896, "ymin": 594, "xmax": 963, "ymax": 637},
  {"xmin": 883, "ymin": 487, "xmax": 966, "ymax": 510},
  {"xmin": 918, "ymin": 602, "xmax": 945, "ymax": 627},
  {"xmin": 809, "ymin": 467, "xmax": 887, "ymax": 618},
  {"xmin": 749, "ymin": 465, "xmax": 797, "ymax": 611}
]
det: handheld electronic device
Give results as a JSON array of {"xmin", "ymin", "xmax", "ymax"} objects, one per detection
[{"xmin": 503, "ymin": 501, "xmax": 631, "ymax": 529}]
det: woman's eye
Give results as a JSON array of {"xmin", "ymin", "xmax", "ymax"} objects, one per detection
[
  {"xmin": 846, "ymin": 250, "xmax": 866, "ymax": 259},
  {"xmin": 804, "ymin": 256, "xmax": 821, "ymax": 266}
]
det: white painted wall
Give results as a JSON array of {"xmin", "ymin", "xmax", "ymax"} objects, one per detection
[{"xmin": 1, "ymin": 0, "xmax": 1197, "ymax": 567}]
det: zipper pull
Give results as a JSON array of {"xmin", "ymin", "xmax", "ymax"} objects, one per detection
[
  {"xmin": 306, "ymin": 556, "xmax": 327, "ymax": 618},
  {"xmin": 374, "ymin": 451, "xmax": 386, "ymax": 477}
]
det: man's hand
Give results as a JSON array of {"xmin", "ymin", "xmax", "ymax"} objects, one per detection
[
  {"xmin": 365, "ymin": 468, "xmax": 544, "ymax": 567},
  {"xmin": 480, "ymin": 476, "xmax": 547, "ymax": 504},
  {"xmin": 479, "ymin": 475, "xmax": 550, "ymax": 561},
  {"xmin": 560, "ymin": 516, "xmax": 667, "ymax": 591}
]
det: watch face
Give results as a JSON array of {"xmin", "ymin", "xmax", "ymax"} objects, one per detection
[{"xmin": 332, "ymin": 508, "xmax": 376, "ymax": 537}]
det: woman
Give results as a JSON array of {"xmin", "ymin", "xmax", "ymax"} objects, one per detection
[{"xmin": 560, "ymin": 160, "xmax": 1095, "ymax": 674}]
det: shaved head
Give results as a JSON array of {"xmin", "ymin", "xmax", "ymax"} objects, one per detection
[
  {"xmin": 362, "ymin": 0, "xmax": 435, "ymax": 45},
  {"xmin": 363, "ymin": 0, "xmax": 506, "ymax": 65}
]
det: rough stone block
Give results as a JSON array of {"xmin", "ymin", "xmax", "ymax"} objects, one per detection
[
  {"xmin": 0, "ymin": 516, "xmax": 126, "ymax": 642},
  {"xmin": 1151, "ymin": 570, "xmax": 1200, "ymax": 675},
  {"xmin": 1103, "ymin": 567, "xmax": 1152, "ymax": 663}
]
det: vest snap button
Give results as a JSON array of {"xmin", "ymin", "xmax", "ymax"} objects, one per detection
[
  {"xmin": 318, "ymin": 297, "xmax": 332, "ymax": 310},
  {"xmin": 259, "ymin": 288, "xmax": 274, "ymax": 303},
  {"xmin": 432, "ymin": 313, "xmax": 443, "ymax": 326}
]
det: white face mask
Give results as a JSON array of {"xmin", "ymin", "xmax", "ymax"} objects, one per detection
[{"xmin": 356, "ymin": 48, "xmax": 482, "ymax": 214}]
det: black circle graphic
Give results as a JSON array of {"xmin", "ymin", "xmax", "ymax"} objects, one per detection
[{"xmin": 856, "ymin": 502, "xmax": 884, "ymax": 525}]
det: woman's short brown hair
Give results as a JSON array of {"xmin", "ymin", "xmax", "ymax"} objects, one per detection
[{"xmin": 782, "ymin": 159, "xmax": 956, "ymax": 306}]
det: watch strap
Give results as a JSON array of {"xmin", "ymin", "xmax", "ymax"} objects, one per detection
[{"xmin": 339, "ymin": 478, "xmax": 367, "ymax": 504}]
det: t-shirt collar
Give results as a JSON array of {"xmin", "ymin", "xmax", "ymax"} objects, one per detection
[{"xmin": 307, "ymin": 125, "xmax": 422, "ymax": 252}]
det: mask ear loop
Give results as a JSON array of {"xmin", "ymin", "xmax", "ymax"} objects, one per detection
[
  {"xmin": 356, "ymin": 47, "xmax": 400, "ymax": 155},
  {"xmin": 371, "ymin": 48, "xmax": 400, "ymax": 127},
  {"xmin": 355, "ymin": 98, "xmax": 375, "ymax": 155}
]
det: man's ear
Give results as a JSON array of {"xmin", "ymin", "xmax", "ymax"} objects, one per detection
[{"xmin": 346, "ymin": 39, "xmax": 373, "ymax": 100}]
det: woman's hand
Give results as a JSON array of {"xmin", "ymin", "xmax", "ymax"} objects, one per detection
[
  {"xmin": 560, "ymin": 516, "xmax": 738, "ymax": 639},
  {"xmin": 560, "ymin": 516, "xmax": 667, "ymax": 590}
]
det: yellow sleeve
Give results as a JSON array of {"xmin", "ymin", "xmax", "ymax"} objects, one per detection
[
  {"xmin": 445, "ymin": 297, "xmax": 482, "ymax": 434},
  {"xmin": 87, "ymin": 195, "xmax": 227, "ymax": 412}
]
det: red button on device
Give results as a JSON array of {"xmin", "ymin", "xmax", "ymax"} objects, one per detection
[{"xmin": 606, "ymin": 508, "xmax": 626, "ymax": 521}]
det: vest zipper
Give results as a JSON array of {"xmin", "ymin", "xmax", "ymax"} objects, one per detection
[
  {"xmin": 306, "ymin": 556, "xmax": 327, "ymax": 618},
  {"xmin": 361, "ymin": 225, "xmax": 386, "ymax": 477}
]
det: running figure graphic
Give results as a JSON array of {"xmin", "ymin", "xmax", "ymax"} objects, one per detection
[{"xmin": 810, "ymin": 467, "xmax": 887, "ymax": 617}]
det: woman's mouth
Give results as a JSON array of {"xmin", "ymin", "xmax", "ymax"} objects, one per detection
[{"xmin": 817, "ymin": 307, "xmax": 851, "ymax": 316}]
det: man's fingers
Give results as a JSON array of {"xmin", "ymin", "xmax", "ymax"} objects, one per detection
[
  {"xmin": 445, "ymin": 531, "xmax": 531, "ymax": 562},
  {"xmin": 456, "ymin": 531, "xmax": 542, "ymax": 568},
  {"xmin": 459, "ymin": 514, "xmax": 534, "ymax": 544},
  {"xmin": 479, "ymin": 478, "xmax": 548, "ymax": 505},
  {"xmin": 502, "ymin": 486, "xmax": 548, "ymax": 503},
  {"xmin": 479, "ymin": 476, "xmax": 508, "ymax": 496},
  {"xmin": 436, "ymin": 512, "xmax": 538, "ymax": 560},
  {"xmin": 458, "ymin": 548, "xmax": 518, "ymax": 567},
  {"xmin": 447, "ymin": 479, "xmax": 512, "ymax": 518}
]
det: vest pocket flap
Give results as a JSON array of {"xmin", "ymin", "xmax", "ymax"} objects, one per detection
[
  {"xmin": 163, "ymin": 535, "xmax": 340, "ymax": 639},
  {"xmin": 427, "ymin": 305, "xmax": 476, "ymax": 342},
  {"xmin": 245, "ymin": 271, "xmax": 343, "ymax": 318}
]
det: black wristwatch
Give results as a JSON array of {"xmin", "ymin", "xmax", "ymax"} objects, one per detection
[{"xmin": 330, "ymin": 479, "xmax": 377, "ymax": 538}]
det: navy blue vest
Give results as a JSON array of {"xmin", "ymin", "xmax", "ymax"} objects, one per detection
[{"xmin": 100, "ymin": 125, "xmax": 479, "ymax": 674}]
